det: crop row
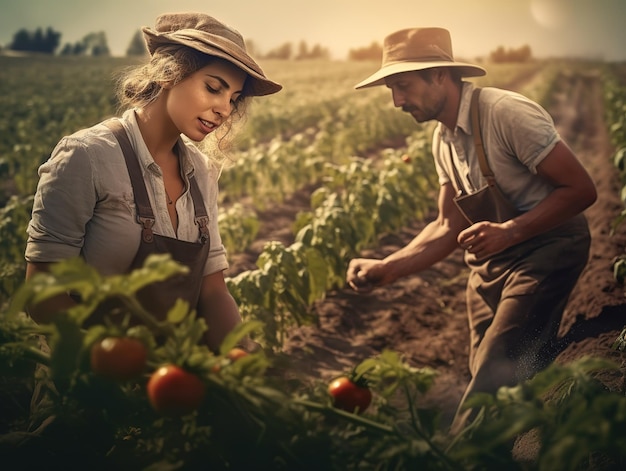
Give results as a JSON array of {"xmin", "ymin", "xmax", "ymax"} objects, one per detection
[
  {"xmin": 602, "ymin": 64, "xmax": 626, "ymax": 350},
  {"xmin": 227, "ymin": 131, "xmax": 438, "ymax": 347}
]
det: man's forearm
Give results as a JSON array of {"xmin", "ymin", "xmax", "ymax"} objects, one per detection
[{"xmin": 382, "ymin": 220, "xmax": 460, "ymax": 281}]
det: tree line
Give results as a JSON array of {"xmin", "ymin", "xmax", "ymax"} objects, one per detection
[
  {"xmin": 1, "ymin": 27, "xmax": 144, "ymax": 57},
  {"xmin": 1, "ymin": 26, "xmax": 534, "ymax": 62}
]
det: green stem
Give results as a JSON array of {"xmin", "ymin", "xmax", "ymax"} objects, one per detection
[
  {"xmin": 120, "ymin": 295, "xmax": 174, "ymax": 337},
  {"xmin": 2, "ymin": 343, "xmax": 51, "ymax": 367},
  {"xmin": 403, "ymin": 382, "xmax": 463, "ymax": 471},
  {"xmin": 294, "ymin": 398, "xmax": 395, "ymax": 434}
]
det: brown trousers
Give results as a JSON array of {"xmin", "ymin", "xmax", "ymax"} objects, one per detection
[{"xmin": 450, "ymin": 214, "xmax": 591, "ymax": 434}]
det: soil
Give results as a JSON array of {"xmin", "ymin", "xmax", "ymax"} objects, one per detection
[{"xmin": 224, "ymin": 66, "xmax": 626, "ymax": 451}]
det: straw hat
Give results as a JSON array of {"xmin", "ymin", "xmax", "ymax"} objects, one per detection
[
  {"xmin": 142, "ymin": 12, "xmax": 282, "ymax": 96},
  {"xmin": 355, "ymin": 27, "xmax": 486, "ymax": 89}
]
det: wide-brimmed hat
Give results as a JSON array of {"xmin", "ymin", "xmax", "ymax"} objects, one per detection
[
  {"xmin": 355, "ymin": 27, "xmax": 486, "ymax": 89},
  {"xmin": 142, "ymin": 12, "xmax": 282, "ymax": 97}
]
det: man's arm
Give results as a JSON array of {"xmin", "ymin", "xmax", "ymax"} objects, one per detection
[
  {"xmin": 347, "ymin": 183, "xmax": 469, "ymax": 291},
  {"xmin": 457, "ymin": 141, "xmax": 597, "ymax": 259}
]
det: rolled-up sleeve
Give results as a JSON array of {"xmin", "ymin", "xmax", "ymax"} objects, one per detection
[
  {"xmin": 491, "ymin": 95, "xmax": 560, "ymax": 174},
  {"xmin": 25, "ymin": 137, "xmax": 96, "ymax": 262},
  {"xmin": 202, "ymin": 162, "xmax": 229, "ymax": 276}
]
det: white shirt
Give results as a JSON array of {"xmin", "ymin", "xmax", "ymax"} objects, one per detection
[{"xmin": 433, "ymin": 82, "xmax": 561, "ymax": 212}]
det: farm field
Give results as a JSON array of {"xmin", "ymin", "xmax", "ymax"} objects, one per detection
[{"xmin": 0, "ymin": 56, "xmax": 625, "ymax": 469}]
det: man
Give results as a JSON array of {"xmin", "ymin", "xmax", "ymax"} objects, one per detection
[{"xmin": 346, "ymin": 27, "xmax": 597, "ymax": 433}]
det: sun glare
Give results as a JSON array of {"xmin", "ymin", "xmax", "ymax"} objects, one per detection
[{"xmin": 530, "ymin": 0, "xmax": 566, "ymax": 29}]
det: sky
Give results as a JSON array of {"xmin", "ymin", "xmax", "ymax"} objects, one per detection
[{"xmin": 0, "ymin": 0, "xmax": 625, "ymax": 61}]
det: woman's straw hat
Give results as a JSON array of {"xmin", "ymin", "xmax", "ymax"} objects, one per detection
[
  {"xmin": 142, "ymin": 12, "xmax": 282, "ymax": 96},
  {"xmin": 355, "ymin": 27, "xmax": 486, "ymax": 89}
]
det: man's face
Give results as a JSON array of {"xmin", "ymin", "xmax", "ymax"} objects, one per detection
[{"xmin": 385, "ymin": 70, "xmax": 445, "ymax": 123}]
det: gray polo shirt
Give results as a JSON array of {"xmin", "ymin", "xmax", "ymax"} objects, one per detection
[
  {"xmin": 433, "ymin": 82, "xmax": 561, "ymax": 212},
  {"xmin": 25, "ymin": 110, "xmax": 228, "ymax": 277}
]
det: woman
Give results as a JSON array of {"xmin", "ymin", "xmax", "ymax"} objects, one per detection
[{"xmin": 24, "ymin": 12, "xmax": 282, "ymax": 351}]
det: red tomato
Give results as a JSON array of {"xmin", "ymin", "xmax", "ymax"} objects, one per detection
[
  {"xmin": 401, "ymin": 154, "xmax": 411, "ymax": 163},
  {"xmin": 147, "ymin": 364, "xmax": 206, "ymax": 416},
  {"xmin": 211, "ymin": 348, "xmax": 249, "ymax": 373},
  {"xmin": 328, "ymin": 376, "xmax": 372, "ymax": 414},
  {"xmin": 90, "ymin": 337, "xmax": 147, "ymax": 381}
]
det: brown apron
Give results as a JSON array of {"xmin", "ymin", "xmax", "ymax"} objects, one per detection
[
  {"xmin": 27, "ymin": 120, "xmax": 213, "ymax": 434},
  {"xmin": 104, "ymin": 119, "xmax": 211, "ymax": 321},
  {"xmin": 450, "ymin": 87, "xmax": 522, "ymax": 224}
]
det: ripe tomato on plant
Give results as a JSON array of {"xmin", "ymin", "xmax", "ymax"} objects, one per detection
[
  {"xmin": 211, "ymin": 347, "xmax": 249, "ymax": 373},
  {"xmin": 401, "ymin": 154, "xmax": 411, "ymax": 164},
  {"xmin": 328, "ymin": 375, "xmax": 372, "ymax": 414},
  {"xmin": 147, "ymin": 364, "xmax": 206, "ymax": 416},
  {"xmin": 90, "ymin": 336, "xmax": 148, "ymax": 381}
]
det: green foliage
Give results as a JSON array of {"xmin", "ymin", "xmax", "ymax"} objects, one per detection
[
  {"xmin": 218, "ymin": 202, "xmax": 260, "ymax": 256},
  {"xmin": 603, "ymin": 65, "xmax": 626, "ymax": 348},
  {"xmin": 613, "ymin": 327, "xmax": 626, "ymax": 352},
  {"xmin": 0, "ymin": 195, "xmax": 33, "ymax": 304},
  {"xmin": 1, "ymin": 258, "xmax": 625, "ymax": 469},
  {"xmin": 451, "ymin": 357, "xmax": 626, "ymax": 470},
  {"xmin": 225, "ymin": 140, "xmax": 439, "ymax": 349},
  {"xmin": 227, "ymin": 241, "xmax": 322, "ymax": 349}
]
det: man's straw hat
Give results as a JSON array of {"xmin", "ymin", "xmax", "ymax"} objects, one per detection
[
  {"xmin": 142, "ymin": 12, "xmax": 282, "ymax": 97},
  {"xmin": 355, "ymin": 27, "xmax": 486, "ymax": 89}
]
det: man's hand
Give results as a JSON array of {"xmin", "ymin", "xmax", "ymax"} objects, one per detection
[
  {"xmin": 457, "ymin": 220, "xmax": 517, "ymax": 260},
  {"xmin": 346, "ymin": 258, "xmax": 387, "ymax": 292}
]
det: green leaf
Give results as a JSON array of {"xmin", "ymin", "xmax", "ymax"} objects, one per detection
[
  {"xmin": 48, "ymin": 316, "xmax": 85, "ymax": 391},
  {"xmin": 166, "ymin": 299, "xmax": 192, "ymax": 324},
  {"xmin": 219, "ymin": 320, "xmax": 264, "ymax": 355}
]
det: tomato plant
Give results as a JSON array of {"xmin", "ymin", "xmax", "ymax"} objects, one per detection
[
  {"xmin": 211, "ymin": 347, "xmax": 249, "ymax": 373},
  {"xmin": 90, "ymin": 336, "xmax": 147, "ymax": 381},
  {"xmin": 328, "ymin": 376, "xmax": 372, "ymax": 414},
  {"xmin": 147, "ymin": 364, "xmax": 206, "ymax": 416},
  {"xmin": 227, "ymin": 347, "xmax": 249, "ymax": 361}
]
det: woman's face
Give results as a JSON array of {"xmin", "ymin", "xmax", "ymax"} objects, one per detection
[{"xmin": 164, "ymin": 57, "xmax": 247, "ymax": 141}]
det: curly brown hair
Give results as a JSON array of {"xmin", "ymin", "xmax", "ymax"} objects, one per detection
[{"xmin": 115, "ymin": 44, "xmax": 251, "ymax": 156}]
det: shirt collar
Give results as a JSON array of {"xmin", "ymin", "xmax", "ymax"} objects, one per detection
[
  {"xmin": 439, "ymin": 81, "xmax": 475, "ymax": 141},
  {"xmin": 121, "ymin": 109, "xmax": 194, "ymax": 177}
]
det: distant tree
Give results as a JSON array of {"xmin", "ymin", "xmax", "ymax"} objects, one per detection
[
  {"xmin": 295, "ymin": 41, "xmax": 330, "ymax": 60},
  {"xmin": 514, "ymin": 45, "xmax": 532, "ymax": 62},
  {"xmin": 60, "ymin": 31, "xmax": 110, "ymax": 56},
  {"xmin": 59, "ymin": 43, "xmax": 73, "ymax": 55},
  {"xmin": 295, "ymin": 40, "xmax": 309, "ymax": 60},
  {"xmin": 264, "ymin": 42, "xmax": 293, "ymax": 60},
  {"xmin": 9, "ymin": 27, "xmax": 61, "ymax": 54},
  {"xmin": 84, "ymin": 32, "xmax": 110, "ymax": 56},
  {"xmin": 489, "ymin": 44, "xmax": 532, "ymax": 63},
  {"xmin": 313, "ymin": 44, "xmax": 330, "ymax": 60},
  {"xmin": 9, "ymin": 29, "xmax": 30, "ymax": 51},
  {"xmin": 33, "ymin": 28, "xmax": 44, "ymax": 50},
  {"xmin": 126, "ymin": 29, "xmax": 147, "ymax": 56},
  {"xmin": 348, "ymin": 42, "xmax": 382, "ymax": 61}
]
